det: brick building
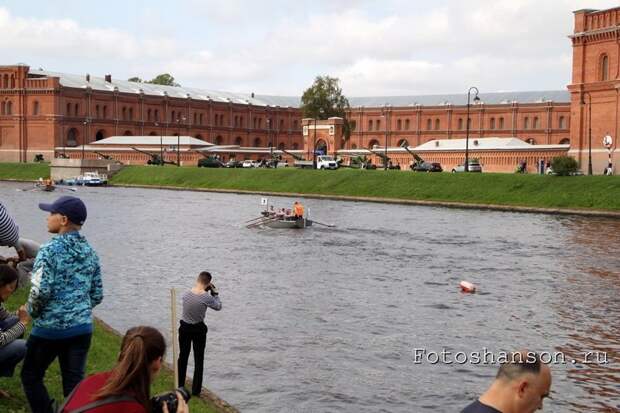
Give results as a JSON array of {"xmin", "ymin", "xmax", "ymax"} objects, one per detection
[{"xmin": 0, "ymin": 6, "xmax": 617, "ymax": 173}]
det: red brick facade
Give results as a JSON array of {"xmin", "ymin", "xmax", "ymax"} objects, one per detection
[{"xmin": 0, "ymin": 7, "xmax": 618, "ymax": 173}]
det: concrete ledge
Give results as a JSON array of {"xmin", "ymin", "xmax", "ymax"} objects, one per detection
[{"xmin": 110, "ymin": 183, "xmax": 620, "ymax": 219}]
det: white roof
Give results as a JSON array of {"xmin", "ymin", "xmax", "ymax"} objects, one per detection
[
  {"xmin": 412, "ymin": 137, "xmax": 569, "ymax": 151},
  {"xmin": 90, "ymin": 135, "xmax": 212, "ymax": 146}
]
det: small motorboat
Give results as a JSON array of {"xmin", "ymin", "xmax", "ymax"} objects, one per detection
[{"xmin": 263, "ymin": 216, "xmax": 313, "ymax": 229}]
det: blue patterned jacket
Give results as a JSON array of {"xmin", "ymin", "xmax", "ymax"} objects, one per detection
[{"xmin": 27, "ymin": 231, "xmax": 103, "ymax": 335}]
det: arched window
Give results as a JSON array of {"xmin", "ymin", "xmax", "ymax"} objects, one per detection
[
  {"xmin": 147, "ymin": 109, "xmax": 151, "ymax": 121},
  {"xmin": 129, "ymin": 107, "xmax": 134, "ymax": 120},
  {"xmin": 6, "ymin": 101, "xmax": 12, "ymax": 115},
  {"xmin": 397, "ymin": 119, "xmax": 402, "ymax": 130},
  {"xmin": 235, "ymin": 136, "xmax": 243, "ymax": 146},
  {"xmin": 122, "ymin": 107, "xmax": 127, "ymax": 120},
  {"xmin": 376, "ymin": 119, "xmax": 381, "ymax": 130},
  {"xmin": 254, "ymin": 137, "xmax": 262, "ymax": 147},
  {"xmin": 524, "ymin": 117, "xmax": 530, "ymax": 129},
  {"xmin": 559, "ymin": 116, "xmax": 565, "ymax": 129},
  {"xmin": 215, "ymin": 136, "xmax": 223, "ymax": 145},
  {"xmin": 194, "ymin": 113, "xmax": 198, "ymax": 125},
  {"xmin": 426, "ymin": 119, "xmax": 432, "ymax": 130},
  {"xmin": 526, "ymin": 138, "xmax": 535, "ymax": 144},
  {"xmin": 559, "ymin": 138, "xmax": 570, "ymax": 145},
  {"xmin": 0, "ymin": 101, "xmax": 5, "ymax": 115},
  {"xmin": 10, "ymin": 76, "xmax": 15, "ymax": 89},
  {"xmin": 123, "ymin": 130, "xmax": 133, "ymax": 136},
  {"xmin": 351, "ymin": 143, "xmax": 357, "ymax": 149},
  {"xmin": 533, "ymin": 117, "xmax": 540, "ymax": 129},
  {"xmin": 103, "ymin": 106, "xmax": 108, "ymax": 119},
  {"xmin": 96, "ymin": 130, "xmax": 105, "ymax": 141},
  {"xmin": 239, "ymin": 116, "xmax": 243, "ymax": 127},
  {"xmin": 95, "ymin": 105, "xmax": 100, "ymax": 118},
  {"xmin": 33, "ymin": 101, "xmax": 39, "ymax": 115},
  {"xmin": 199, "ymin": 113, "xmax": 204, "ymax": 125},
  {"xmin": 280, "ymin": 119, "xmax": 284, "ymax": 130},
  {"xmin": 499, "ymin": 117, "xmax": 504, "ymax": 129},
  {"xmin": 397, "ymin": 139, "xmax": 409, "ymax": 147},
  {"xmin": 171, "ymin": 110, "xmax": 176, "ymax": 122},
  {"xmin": 490, "ymin": 118, "xmax": 495, "ymax": 129},
  {"xmin": 405, "ymin": 119, "xmax": 410, "ymax": 130},
  {"xmin": 278, "ymin": 142, "xmax": 285, "ymax": 150},
  {"xmin": 434, "ymin": 119, "xmax": 440, "ymax": 130},
  {"xmin": 258, "ymin": 118, "xmax": 262, "ymax": 129},
  {"xmin": 368, "ymin": 139, "xmax": 380, "ymax": 149},
  {"xmin": 368, "ymin": 120, "xmax": 373, "ymax": 131},
  {"xmin": 74, "ymin": 103, "xmax": 79, "ymax": 117},
  {"xmin": 293, "ymin": 120, "xmax": 298, "ymax": 130},
  {"xmin": 292, "ymin": 143, "xmax": 299, "ymax": 150},
  {"xmin": 154, "ymin": 109, "xmax": 159, "ymax": 121},
  {"xmin": 458, "ymin": 118, "xmax": 463, "ymax": 130},
  {"xmin": 66, "ymin": 103, "xmax": 71, "ymax": 116},
  {"xmin": 2, "ymin": 74, "xmax": 8, "ymax": 88},
  {"xmin": 601, "ymin": 54, "xmax": 609, "ymax": 81},
  {"xmin": 467, "ymin": 118, "xmax": 471, "ymax": 129}
]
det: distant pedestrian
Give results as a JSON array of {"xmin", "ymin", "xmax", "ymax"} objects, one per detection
[
  {"xmin": 178, "ymin": 271, "xmax": 221, "ymax": 396},
  {"xmin": 21, "ymin": 196, "xmax": 103, "ymax": 413},
  {"xmin": 461, "ymin": 351, "xmax": 551, "ymax": 413},
  {"xmin": 0, "ymin": 265, "xmax": 29, "ymax": 386}
]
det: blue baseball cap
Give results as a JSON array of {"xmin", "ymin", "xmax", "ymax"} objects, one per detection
[{"xmin": 39, "ymin": 196, "xmax": 87, "ymax": 225}]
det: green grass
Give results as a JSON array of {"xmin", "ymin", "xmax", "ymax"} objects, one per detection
[
  {"xmin": 0, "ymin": 163, "xmax": 50, "ymax": 181},
  {"xmin": 110, "ymin": 166, "xmax": 620, "ymax": 211},
  {"xmin": 0, "ymin": 286, "xmax": 219, "ymax": 413},
  {"xmin": 1, "ymin": 162, "xmax": 619, "ymax": 211}
]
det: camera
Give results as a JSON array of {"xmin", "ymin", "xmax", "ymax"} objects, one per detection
[{"xmin": 151, "ymin": 387, "xmax": 190, "ymax": 413}]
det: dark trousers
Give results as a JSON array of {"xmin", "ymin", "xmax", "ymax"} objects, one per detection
[
  {"xmin": 177, "ymin": 320, "xmax": 208, "ymax": 395},
  {"xmin": 21, "ymin": 333, "xmax": 92, "ymax": 413},
  {"xmin": 0, "ymin": 315, "xmax": 26, "ymax": 378}
]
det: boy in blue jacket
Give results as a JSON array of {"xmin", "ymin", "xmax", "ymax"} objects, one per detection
[{"xmin": 21, "ymin": 196, "xmax": 103, "ymax": 413}]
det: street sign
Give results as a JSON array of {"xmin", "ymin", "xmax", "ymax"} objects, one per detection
[
  {"xmin": 260, "ymin": 197, "xmax": 268, "ymax": 206},
  {"xmin": 603, "ymin": 135, "xmax": 613, "ymax": 148}
]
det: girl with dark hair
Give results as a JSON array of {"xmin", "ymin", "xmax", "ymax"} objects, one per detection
[
  {"xmin": 59, "ymin": 326, "xmax": 188, "ymax": 413},
  {"xmin": 0, "ymin": 264, "xmax": 29, "ymax": 386}
]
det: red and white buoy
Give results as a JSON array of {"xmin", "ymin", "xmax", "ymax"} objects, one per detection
[{"xmin": 459, "ymin": 281, "xmax": 476, "ymax": 293}]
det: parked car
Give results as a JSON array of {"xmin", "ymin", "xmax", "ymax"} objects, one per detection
[
  {"xmin": 225, "ymin": 160, "xmax": 243, "ymax": 168},
  {"xmin": 242, "ymin": 160, "xmax": 258, "ymax": 168},
  {"xmin": 276, "ymin": 160, "xmax": 289, "ymax": 168},
  {"xmin": 452, "ymin": 161, "xmax": 483, "ymax": 173},
  {"xmin": 197, "ymin": 157, "xmax": 225, "ymax": 168},
  {"xmin": 411, "ymin": 161, "xmax": 443, "ymax": 172}
]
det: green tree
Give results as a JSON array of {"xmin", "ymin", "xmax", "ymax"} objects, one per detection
[
  {"xmin": 146, "ymin": 73, "xmax": 180, "ymax": 87},
  {"xmin": 127, "ymin": 76, "xmax": 143, "ymax": 83},
  {"xmin": 301, "ymin": 75, "xmax": 353, "ymax": 140},
  {"xmin": 551, "ymin": 155, "xmax": 579, "ymax": 176}
]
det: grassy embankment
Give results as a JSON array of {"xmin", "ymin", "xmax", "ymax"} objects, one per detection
[
  {"xmin": 1, "ymin": 162, "xmax": 620, "ymax": 211},
  {"xmin": 0, "ymin": 286, "xmax": 220, "ymax": 413},
  {"xmin": 111, "ymin": 165, "xmax": 620, "ymax": 211}
]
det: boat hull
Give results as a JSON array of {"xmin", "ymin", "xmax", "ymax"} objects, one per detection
[{"xmin": 264, "ymin": 218, "xmax": 313, "ymax": 229}]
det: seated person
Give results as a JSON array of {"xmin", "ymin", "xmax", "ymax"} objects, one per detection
[
  {"xmin": 0, "ymin": 265, "xmax": 29, "ymax": 384},
  {"xmin": 59, "ymin": 326, "xmax": 188, "ymax": 413}
]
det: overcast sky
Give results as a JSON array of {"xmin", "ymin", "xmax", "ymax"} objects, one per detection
[{"xmin": 0, "ymin": 0, "xmax": 618, "ymax": 97}]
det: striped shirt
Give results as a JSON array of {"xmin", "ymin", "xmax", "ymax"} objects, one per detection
[
  {"xmin": 0, "ymin": 203, "xmax": 19, "ymax": 247},
  {"xmin": 181, "ymin": 290, "xmax": 222, "ymax": 324},
  {"xmin": 0, "ymin": 303, "xmax": 25, "ymax": 347}
]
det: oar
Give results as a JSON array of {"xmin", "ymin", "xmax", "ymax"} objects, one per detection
[
  {"xmin": 313, "ymin": 220, "xmax": 335, "ymax": 228},
  {"xmin": 247, "ymin": 215, "xmax": 279, "ymax": 228},
  {"xmin": 245, "ymin": 215, "xmax": 268, "ymax": 224},
  {"xmin": 59, "ymin": 187, "xmax": 78, "ymax": 192}
]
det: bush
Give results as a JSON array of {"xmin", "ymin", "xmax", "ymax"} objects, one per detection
[{"xmin": 551, "ymin": 155, "xmax": 579, "ymax": 176}]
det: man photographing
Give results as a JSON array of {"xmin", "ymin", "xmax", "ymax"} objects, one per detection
[{"xmin": 178, "ymin": 271, "xmax": 222, "ymax": 396}]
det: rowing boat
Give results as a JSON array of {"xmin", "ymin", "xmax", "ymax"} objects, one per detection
[{"xmin": 263, "ymin": 217, "xmax": 313, "ymax": 229}]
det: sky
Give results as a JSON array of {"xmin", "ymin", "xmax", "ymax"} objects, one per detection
[{"xmin": 0, "ymin": 0, "xmax": 618, "ymax": 97}]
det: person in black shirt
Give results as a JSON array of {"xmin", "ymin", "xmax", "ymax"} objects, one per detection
[{"xmin": 461, "ymin": 351, "xmax": 551, "ymax": 413}]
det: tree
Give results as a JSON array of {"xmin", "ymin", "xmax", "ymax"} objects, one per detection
[
  {"xmin": 301, "ymin": 75, "xmax": 353, "ymax": 140},
  {"xmin": 146, "ymin": 73, "xmax": 180, "ymax": 87},
  {"xmin": 127, "ymin": 77, "xmax": 143, "ymax": 83},
  {"xmin": 551, "ymin": 155, "xmax": 579, "ymax": 176}
]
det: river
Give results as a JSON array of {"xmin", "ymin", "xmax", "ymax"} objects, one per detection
[{"xmin": 1, "ymin": 182, "xmax": 618, "ymax": 412}]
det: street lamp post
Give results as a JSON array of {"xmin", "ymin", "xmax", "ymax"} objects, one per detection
[
  {"xmin": 465, "ymin": 87, "xmax": 480, "ymax": 172},
  {"xmin": 382, "ymin": 104, "xmax": 391, "ymax": 170},
  {"xmin": 582, "ymin": 92, "xmax": 593, "ymax": 175},
  {"xmin": 176, "ymin": 116, "xmax": 185, "ymax": 166},
  {"xmin": 155, "ymin": 122, "xmax": 163, "ymax": 166},
  {"xmin": 267, "ymin": 119, "xmax": 272, "ymax": 163},
  {"xmin": 82, "ymin": 118, "xmax": 90, "ymax": 160}
]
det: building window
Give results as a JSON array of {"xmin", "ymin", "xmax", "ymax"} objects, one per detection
[
  {"xmin": 397, "ymin": 119, "xmax": 402, "ymax": 131},
  {"xmin": 200, "ymin": 113, "xmax": 204, "ymax": 125},
  {"xmin": 467, "ymin": 118, "xmax": 471, "ymax": 129},
  {"xmin": 103, "ymin": 106, "xmax": 108, "ymax": 119},
  {"xmin": 376, "ymin": 119, "xmax": 381, "ymax": 130},
  {"xmin": 7, "ymin": 101, "xmax": 12, "ymax": 115},
  {"xmin": 239, "ymin": 116, "xmax": 243, "ymax": 127},
  {"xmin": 533, "ymin": 117, "xmax": 540, "ymax": 129},
  {"xmin": 235, "ymin": 136, "xmax": 243, "ymax": 145},
  {"xmin": 154, "ymin": 109, "xmax": 158, "ymax": 121},
  {"xmin": 33, "ymin": 101, "xmax": 39, "ymax": 115},
  {"xmin": 405, "ymin": 119, "xmax": 410, "ymax": 130},
  {"xmin": 74, "ymin": 104, "xmax": 79, "ymax": 117},
  {"xmin": 368, "ymin": 119, "xmax": 373, "ymax": 131},
  {"xmin": 524, "ymin": 117, "xmax": 530, "ymax": 129},
  {"xmin": 1, "ymin": 101, "xmax": 5, "ymax": 115},
  {"xmin": 66, "ymin": 103, "xmax": 71, "ymax": 116},
  {"xmin": 96, "ymin": 105, "xmax": 100, "ymax": 118},
  {"xmin": 147, "ymin": 109, "xmax": 151, "ymax": 121},
  {"xmin": 490, "ymin": 118, "xmax": 495, "ymax": 130},
  {"xmin": 293, "ymin": 120, "xmax": 298, "ymax": 130},
  {"xmin": 171, "ymin": 110, "xmax": 176, "ymax": 122},
  {"xmin": 499, "ymin": 117, "xmax": 504, "ymax": 129},
  {"xmin": 2, "ymin": 74, "xmax": 7, "ymax": 89},
  {"xmin": 129, "ymin": 107, "xmax": 134, "ymax": 120},
  {"xmin": 254, "ymin": 137, "xmax": 261, "ymax": 146},
  {"xmin": 10, "ymin": 76, "xmax": 15, "ymax": 89},
  {"xmin": 122, "ymin": 107, "xmax": 127, "ymax": 120},
  {"xmin": 280, "ymin": 119, "xmax": 284, "ymax": 130},
  {"xmin": 559, "ymin": 116, "xmax": 565, "ymax": 129},
  {"xmin": 526, "ymin": 138, "xmax": 536, "ymax": 144},
  {"xmin": 435, "ymin": 119, "xmax": 440, "ymax": 130},
  {"xmin": 601, "ymin": 54, "xmax": 609, "ymax": 81},
  {"xmin": 559, "ymin": 138, "xmax": 570, "ymax": 145},
  {"xmin": 258, "ymin": 118, "xmax": 262, "ymax": 129},
  {"xmin": 425, "ymin": 119, "xmax": 431, "ymax": 130},
  {"xmin": 457, "ymin": 118, "xmax": 463, "ymax": 130}
]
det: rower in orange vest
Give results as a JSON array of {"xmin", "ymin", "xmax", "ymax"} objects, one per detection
[{"xmin": 293, "ymin": 201, "xmax": 304, "ymax": 218}]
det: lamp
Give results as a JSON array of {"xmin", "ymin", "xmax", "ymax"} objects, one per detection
[{"xmin": 465, "ymin": 87, "xmax": 480, "ymax": 172}]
